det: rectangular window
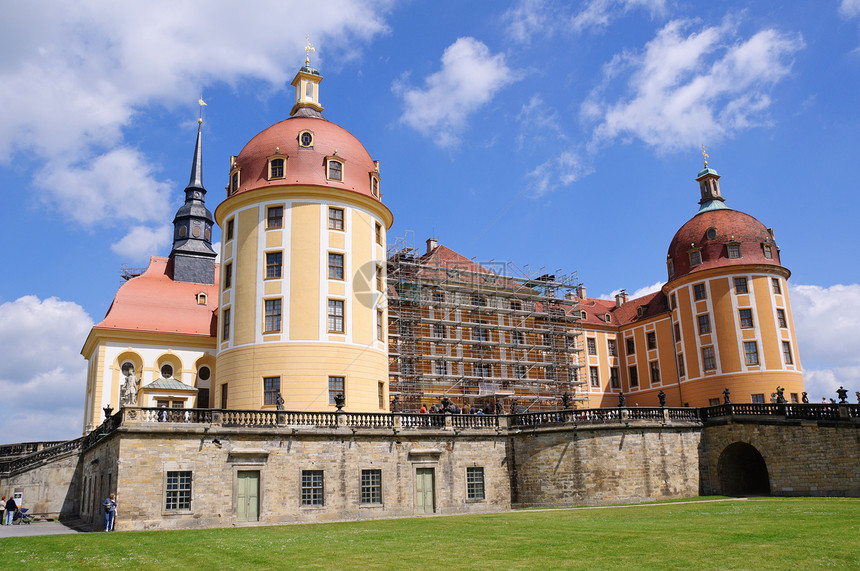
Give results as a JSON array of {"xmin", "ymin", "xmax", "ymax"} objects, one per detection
[
  {"xmin": 727, "ymin": 243, "xmax": 741, "ymax": 259},
  {"xmin": 698, "ymin": 314, "xmax": 711, "ymax": 334},
  {"xmin": 270, "ymin": 157, "xmax": 285, "ymax": 179},
  {"xmin": 301, "ymin": 470, "xmax": 324, "ymax": 506},
  {"xmin": 466, "ymin": 467, "xmax": 485, "ymax": 501},
  {"xmin": 670, "ymin": 293, "xmax": 676, "ymax": 309},
  {"xmin": 476, "ymin": 364, "xmax": 491, "ymax": 378},
  {"xmin": 689, "ymin": 250, "xmax": 702, "ymax": 266},
  {"xmin": 626, "ymin": 338, "xmax": 635, "ymax": 355},
  {"xmin": 677, "ymin": 354, "xmax": 685, "ymax": 377},
  {"xmin": 668, "ymin": 259, "xmax": 675, "ymax": 277},
  {"xmin": 266, "ymin": 251, "xmax": 282, "ymax": 279},
  {"xmin": 267, "ymin": 206, "xmax": 283, "ymax": 229},
  {"xmin": 763, "ymin": 244, "xmax": 773, "ymax": 259},
  {"xmin": 744, "ymin": 341, "xmax": 759, "ymax": 366},
  {"xmin": 510, "ymin": 300, "xmax": 521, "ymax": 311},
  {"xmin": 472, "ymin": 295, "xmax": 487, "ymax": 307},
  {"xmin": 377, "ymin": 310, "xmax": 384, "ymax": 341},
  {"xmin": 360, "ymin": 469, "xmax": 382, "ymax": 504},
  {"xmin": 674, "ymin": 322, "xmax": 681, "ymax": 340},
  {"xmin": 782, "ymin": 341, "xmax": 793, "ymax": 364},
  {"xmin": 378, "ymin": 382, "xmax": 385, "ymax": 409},
  {"xmin": 376, "ymin": 265, "xmax": 383, "ymax": 291},
  {"xmin": 328, "ymin": 207, "xmax": 344, "ymax": 230},
  {"xmin": 475, "ymin": 322, "xmax": 489, "ymax": 342},
  {"xmin": 751, "ymin": 393, "xmax": 765, "ymax": 404},
  {"xmin": 224, "ymin": 262, "xmax": 232, "ymax": 289},
  {"xmin": 607, "ymin": 339, "xmax": 616, "ymax": 356},
  {"xmin": 435, "ymin": 360, "xmax": 447, "ymax": 376},
  {"xmin": 738, "ymin": 308, "xmax": 754, "ymax": 328},
  {"xmin": 515, "ymin": 365, "xmax": 526, "ymax": 379},
  {"xmin": 694, "ymin": 283, "xmax": 707, "ymax": 300},
  {"xmin": 165, "ymin": 471, "xmax": 192, "ymax": 511},
  {"xmin": 649, "ymin": 361, "xmax": 660, "ymax": 384},
  {"xmin": 512, "ymin": 330, "xmax": 523, "ymax": 345},
  {"xmin": 610, "ymin": 367, "xmax": 620, "ymax": 389},
  {"xmin": 226, "ymin": 219, "xmax": 234, "ymax": 241},
  {"xmin": 328, "ymin": 376, "xmax": 345, "ymax": 405},
  {"xmin": 709, "ymin": 398, "xmax": 721, "ymax": 406},
  {"xmin": 587, "ymin": 338, "xmax": 597, "ymax": 355},
  {"xmin": 628, "ymin": 366, "xmax": 639, "ymax": 388},
  {"xmin": 647, "ymin": 332, "xmax": 657, "ymax": 350},
  {"xmin": 264, "ymin": 299, "xmax": 281, "ymax": 333},
  {"xmin": 702, "ymin": 346, "xmax": 716, "ymax": 371},
  {"xmin": 734, "ymin": 277, "xmax": 748, "ymax": 294},
  {"xmin": 328, "ymin": 299, "xmax": 344, "ymax": 333},
  {"xmin": 222, "ymin": 308, "xmax": 231, "ymax": 341},
  {"xmin": 433, "ymin": 323, "xmax": 445, "ymax": 338},
  {"xmin": 776, "ymin": 308, "xmax": 787, "ymax": 328},
  {"xmin": 328, "ymin": 160, "xmax": 343, "ymax": 181},
  {"xmin": 375, "ymin": 222, "xmax": 382, "ymax": 245},
  {"xmin": 328, "ymin": 252, "xmax": 344, "ymax": 280},
  {"xmin": 589, "ymin": 366, "xmax": 599, "ymax": 387},
  {"xmin": 772, "ymin": 278, "xmax": 781, "ymax": 294},
  {"xmin": 263, "ymin": 376, "xmax": 280, "ymax": 406}
]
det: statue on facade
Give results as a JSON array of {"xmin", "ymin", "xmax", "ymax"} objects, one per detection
[
  {"xmin": 119, "ymin": 365, "xmax": 138, "ymax": 406},
  {"xmin": 618, "ymin": 392, "xmax": 626, "ymax": 407},
  {"xmin": 836, "ymin": 386, "xmax": 848, "ymax": 404},
  {"xmin": 855, "ymin": 391, "xmax": 860, "ymax": 404},
  {"xmin": 495, "ymin": 401, "xmax": 504, "ymax": 415},
  {"xmin": 802, "ymin": 392, "xmax": 809, "ymax": 404},
  {"xmin": 561, "ymin": 392, "xmax": 572, "ymax": 409},
  {"xmin": 657, "ymin": 390, "xmax": 666, "ymax": 407},
  {"xmin": 275, "ymin": 394, "xmax": 285, "ymax": 411},
  {"xmin": 391, "ymin": 395, "xmax": 400, "ymax": 412},
  {"xmin": 723, "ymin": 387, "xmax": 731, "ymax": 404},
  {"xmin": 775, "ymin": 386, "xmax": 786, "ymax": 404},
  {"xmin": 334, "ymin": 393, "xmax": 345, "ymax": 411}
]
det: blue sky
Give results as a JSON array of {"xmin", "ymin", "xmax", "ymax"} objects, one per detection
[{"xmin": 1, "ymin": 0, "xmax": 859, "ymax": 442}]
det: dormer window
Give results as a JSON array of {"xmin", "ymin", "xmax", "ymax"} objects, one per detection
[
  {"xmin": 370, "ymin": 174, "xmax": 380, "ymax": 198},
  {"xmin": 196, "ymin": 292, "xmax": 208, "ymax": 305},
  {"xmin": 762, "ymin": 243, "xmax": 773, "ymax": 259},
  {"xmin": 689, "ymin": 248, "xmax": 702, "ymax": 267},
  {"xmin": 298, "ymin": 130, "xmax": 314, "ymax": 148},
  {"xmin": 706, "ymin": 227, "xmax": 717, "ymax": 240},
  {"xmin": 229, "ymin": 169, "xmax": 240, "ymax": 195},
  {"xmin": 326, "ymin": 156, "xmax": 344, "ymax": 181},
  {"xmin": 667, "ymin": 257, "xmax": 674, "ymax": 278},
  {"xmin": 268, "ymin": 155, "xmax": 287, "ymax": 180},
  {"xmin": 605, "ymin": 313, "xmax": 611, "ymax": 322},
  {"xmin": 726, "ymin": 241, "xmax": 742, "ymax": 259},
  {"xmin": 581, "ymin": 310, "xmax": 587, "ymax": 320}
]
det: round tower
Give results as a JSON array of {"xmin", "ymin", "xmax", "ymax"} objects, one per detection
[
  {"xmin": 213, "ymin": 58, "xmax": 393, "ymax": 412},
  {"xmin": 662, "ymin": 161, "xmax": 804, "ymax": 405}
]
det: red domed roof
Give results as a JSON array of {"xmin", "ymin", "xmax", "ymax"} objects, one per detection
[
  {"xmin": 231, "ymin": 116, "xmax": 380, "ymax": 200},
  {"xmin": 667, "ymin": 208, "xmax": 783, "ymax": 281}
]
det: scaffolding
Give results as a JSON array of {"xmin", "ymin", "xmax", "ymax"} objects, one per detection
[{"xmin": 387, "ymin": 235, "xmax": 585, "ymax": 413}]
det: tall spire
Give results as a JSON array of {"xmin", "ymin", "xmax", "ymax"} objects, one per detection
[
  {"xmin": 290, "ymin": 37, "xmax": 324, "ymax": 118},
  {"xmin": 169, "ymin": 109, "xmax": 216, "ymax": 284}
]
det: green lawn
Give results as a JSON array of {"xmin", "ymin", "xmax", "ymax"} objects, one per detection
[{"xmin": 2, "ymin": 498, "xmax": 858, "ymax": 570}]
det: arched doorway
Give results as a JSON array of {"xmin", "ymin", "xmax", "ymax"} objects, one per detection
[{"xmin": 717, "ymin": 442, "xmax": 770, "ymax": 496}]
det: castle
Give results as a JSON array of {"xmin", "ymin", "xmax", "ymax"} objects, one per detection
[{"xmin": 3, "ymin": 59, "xmax": 854, "ymax": 532}]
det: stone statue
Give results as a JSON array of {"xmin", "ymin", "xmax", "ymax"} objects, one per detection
[
  {"xmin": 855, "ymin": 391, "xmax": 860, "ymax": 404},
  {"xmin": 657, "ymin": 390, "xmax": 666, "ymax": 407},
  {"xmin": 775, "ymin": 386, "xmax": 786, "ymax": 404},
  {"xmin": 120, "ymin": 366, "xmax": 137, "ymax": 406},
  {"xmin": 836, "ymin": 386, "xmax": 848, "ymax": 404},
  {"xmin": 802, "ymin": 391, "xmax": 809, "ymax": 404},
  {"xmin": 723, "ymin": 387, "xmax": 731, "ymax": 404},
  {"xmin": 561, "ymin": 392, "xmax": 572, "ymax": 409},
  {"xmin": 334, "ymin": 393, "xmax": 345, "ymax": 411},
  {"xmin": 618, "ymin": 392, "xmax": 626, "ymax": 407},
  {"xmin": 275, "ymin": 394, "xmax": 285, "ymax": 411},
  {"xmin": 391, "ymin": 395, "xmax": 400, "ymax": 412}
]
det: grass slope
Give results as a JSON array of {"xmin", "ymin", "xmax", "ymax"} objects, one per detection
[{"xmin": 1, "ymin": 498, "xmax": 858, "ymax": 570}]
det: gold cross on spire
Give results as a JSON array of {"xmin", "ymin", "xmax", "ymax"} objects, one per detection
[
  {"xmin": 701, "ymin": 144, "xmax": 709, "ymax": 168},
  {"xmin": 304, "ymin": 36, "xmax": 315, "ymax": 66}
]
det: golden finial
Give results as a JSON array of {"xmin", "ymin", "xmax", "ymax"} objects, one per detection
[
  {"xmin": 701, "ymin": 144, "xmax": 709, "ymax": 168},
  {"xmin": 304, "ymin": 36, "xmax": 315, "ymax": 66}
]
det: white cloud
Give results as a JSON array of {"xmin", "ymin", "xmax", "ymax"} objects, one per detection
[
  {"xmin": 394, "ymin": 37, "xmax": 516, "ymax": 147},
  {"xmin": 0, "ymin": 0, "xmax": 393, "ymax": 244},
  {"xmin": 585, "ymin": 19, "xmax": 804, "ymax": 153},
  {"xmin": 600, "ymin": 281, "xmax": 665, "ymax": 300},
  {"xmin": 110, "ymin": 224, "xmax": 173, "ymax": 261},
  {"xmin": 526, "ymin": 150, "xmax": 591, "ymax": 196},
  {"xmin": 840, "ymin": 0, "xmax": 860, "ymax": 19},
  {"xmin": 789, "ymin": 283, "xmax": 860, "ymax": 367},
  {"xmin": 0, "ymin": 296, "xmax": 93, "ymax": 443},
  {"xmin": 503, "ymin": 0, "xmax": 667, "ymax": 42}
]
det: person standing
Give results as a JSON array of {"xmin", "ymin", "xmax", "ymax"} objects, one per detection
[
  {"xmin": 0, "ymin": 496, "xmax": 5, "ymax": 525},
  {"xmin": 102, "ymin": 493, "xmax": 116, "ymax": 531},
  {"xmin": 4, "ymin": 496, "xmax": 17, "ymax": 525}
]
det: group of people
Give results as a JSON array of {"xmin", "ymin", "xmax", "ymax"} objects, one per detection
[
  {"xmin": 418, "ymin": 399, "xmax": 504, "ymax": 415},
  {"xmin": 1, "ymin": 495, "xmax": 17, "ymax": 525}
]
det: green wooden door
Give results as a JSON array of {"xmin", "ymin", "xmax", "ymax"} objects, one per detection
[
  {"xmin": 415, "ymin": 468, "xmax": 435, "ymax": 514},
  {"xmin": 237, "ymin": 470, "xmax": 260, "ymax": 522}
]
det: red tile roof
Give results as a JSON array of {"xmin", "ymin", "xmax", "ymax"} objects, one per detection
[{"xmin": 93, "ymin": 257, "xmax": 219, "ymax": 337}]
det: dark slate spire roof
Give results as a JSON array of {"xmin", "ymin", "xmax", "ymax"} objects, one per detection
[{"xmin": 169, "ymin": 120, "xmax": 216, "ymax": 284}]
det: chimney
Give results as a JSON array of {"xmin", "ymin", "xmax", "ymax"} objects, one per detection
[
  {"xmin": 576, "ymin": 285, "xmax": 586, "ymax": 299},
  {"xmin": 426, "ymin": 238, "xmax": 437, "ymax": 253},
  {"xmin": 615, "ymin": 290, "xmax": 628, "ymax": 307}
]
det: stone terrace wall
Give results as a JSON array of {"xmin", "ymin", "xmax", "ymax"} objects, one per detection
[
  {"xmin": 511, "ymin": 424, "xmax": 704, "ymax": 507},
  {"xmin": 109, "ymin": 426, "xmax": 510, "ymax": 531},
  {"xmin": 702, "ymin": 420, "xmax": 860, "ymax": 496},
  {"xmin": 0, "ymin": 452, "xmax": 82, "ymax": 518}
]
